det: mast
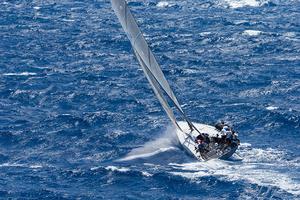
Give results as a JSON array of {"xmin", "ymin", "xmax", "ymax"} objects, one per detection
[{"xmin": 111, "ymin": 0, "xmax": 201, "ymax": 134}]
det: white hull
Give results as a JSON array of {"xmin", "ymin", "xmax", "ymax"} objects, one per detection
[{"xmin": 175, "ymin": 121, "xmax": 237, "ymax": 161}]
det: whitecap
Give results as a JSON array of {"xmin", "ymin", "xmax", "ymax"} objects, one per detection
[
  {"xmin": 0, "ymin": 163, "xmax": 25, "ymax": 167},
  {"xmin": 3, "ymin": 72, "xmax": 37, "ymax": 76},
  {"xmin": 266, "ymin": 106, "xmax": 278, "ymax": 111},
  {"xmin": 0, "ymin": 163, "xmax": 43, "ymax": 169},
  {"xmin": 224, "ymin": 0, "xmax": 269, "ymax": 9},
  {"xmin": 157, "ymin": 1, "xmax": 169, "ymax": 8},
  {"xmin": 156, "ymin": 1, "xmax": 176, "ymax": 8},
  {"xmin": 29, "ymin": 165, "xmax": 43, "ymax": 169},
  {"xmin": 199, "ymin": 32, "xmax": 212, "ymax": 36},
  {"xmin": 105, "ymin": 166, "xmax": 130, "ymax": 172},
  {"xmin": 61, "ymin": 19, "xmax": 75, "ymax": 22},
  {"xmin": 91, "ymin": 166, "xmax": 100, "ymax": 171},
  {"xmin": 233, "ymin": 20, "xmax": 249, "ymax": 25},
  {"xmin": 242, "ymin": 30, "xmax": 262, "ymax": 36},
  {"xmin": 142, "ymin": 171, "xmax": 153, "ymax": 177}
]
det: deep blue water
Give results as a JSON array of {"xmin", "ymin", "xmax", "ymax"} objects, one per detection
[{"xmin": 0, "ymin": 0, "xmax": 299, "ymax": 199}]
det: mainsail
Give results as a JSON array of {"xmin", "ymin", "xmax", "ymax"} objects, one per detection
[{"xmin": 111, "ymin": 0, "xmax": 200, "ymax": 133}]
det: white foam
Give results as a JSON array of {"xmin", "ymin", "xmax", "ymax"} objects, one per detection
[
  {"xmin": 0, "ymin": 163, "xmax": 25, "ymax": 167},
  {"xmin": 224, "ymin": 0, "xmax": 269, "ymax": 8},
  {"xmin": 62, "ymin": 19, "xmax": 75, "ymax": 22},
  {"xmin": 115, "ymin": 122, "xmax": 299, "ymax": 195},
  {"xmin": 142, "ymin": 171, "xmax": 153, "ymax": 177},
  {"xmin": 3, "ymin": 72, "xmax": 37, "ymax": 76},
  {"xmin": 91, "ymin": 166, "xmax": 100, "ymax": 171},
  {"xmin": 233, "ymin": 20, "xmax": 249, "ymax": 25},
  {"xmin": 199, "ymin": 31, "xmax": 212, "ymax": 36},
  {"xmin": 266, "ymin": 106, "xmax": 278, "ymax": 111},
  {"xmin": 0, "ymin": 163, "xmax": 43, "ymax": 169},
  {"xmin": 169, "ymin": 146, "xmax": 300, "ymax": 195},
  {"xmin": 157, "ymin": 1, "xmax": 176, "ymax": 8},
  {"xmin": 105, "ymin": 166, "xmax": 130, "ymax": 172},
  {"xmin": 240, "ymin": 142, "xmax": 252, "ymax": 148},
  {"xmin": 242, "ymin": 30, "xmax": 262, "ymax": 36},
  {"xmin": 29, "ymin": 165, "xmax": 43, "ymax": 169}
]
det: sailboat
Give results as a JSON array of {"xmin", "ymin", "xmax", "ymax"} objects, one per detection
[{"xmin": 111, "ymin": 0, "xmax": 240, "ymax": 161}]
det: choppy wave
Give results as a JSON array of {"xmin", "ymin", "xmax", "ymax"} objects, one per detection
[
  {"xmin": 242, "ymin": 30, "xmax": 262, "ymax": 36},
  {"xmin": 0, "ymin": 0, "xmax": 299, "ymax": 199},
  {"xmin": 222, "ymin": 0, "xmax": 270, "ymax": 8}
]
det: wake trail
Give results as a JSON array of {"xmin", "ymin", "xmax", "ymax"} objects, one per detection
[
  {"xmin": 117, "ymin": 123, "xmax": 300, "ymax": 195},
  {"xmin": 170, "ymin": 143, "xmax": 300, "ymax": 196}
]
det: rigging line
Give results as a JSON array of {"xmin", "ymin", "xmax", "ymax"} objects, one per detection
[
  {"xmin": 134, "ymin": 48, "xmax": 203, "ymax": 136},
  {"xmin": 133, "ymin": 49, "xmax": 184, "ymax": 132},
  {"xmin": 145, "ymin": 64, "xmax": 184, "ymax": 132}
]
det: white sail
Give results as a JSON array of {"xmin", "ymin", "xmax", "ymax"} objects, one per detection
[
  {"xmin": 111, "ymin": 0, "xmax": 183, "ymax": 109},
  {"xmin": 134, "ymin": 50, "xmax": 182, "ymax": 130},
  {"xmin": 111, "ymin": 0, "xmax": 198, "ymax": 132}
]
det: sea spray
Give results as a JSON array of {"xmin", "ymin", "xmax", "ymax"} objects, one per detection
[{"xmin": 118, "ymin": 125, "xmax": 179, "ymax": 161}]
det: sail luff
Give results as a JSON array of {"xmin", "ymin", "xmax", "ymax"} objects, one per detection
[
  {"xmin": 134, "ymin": 50, "xmax": 183, "ymax": 131},
  {"xmin": 135, "ymin": 49, "xmax": 201, "ymax": 134},
  {"xmin": 111, "ymin": 0, "xmax": 184, "ymax": 113},
  {"xmin": 111, "ymin": 0, "xmax": 201, "ymax": 134}
]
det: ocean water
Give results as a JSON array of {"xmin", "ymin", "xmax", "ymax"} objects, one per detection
[{"xmin": 0, "ymin": 0, "xmax": 299, "ymax": 199}]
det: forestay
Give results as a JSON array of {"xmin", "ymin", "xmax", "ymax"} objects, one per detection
[
  {"xmin": 111, "ymin": 0, "xmax": 199, "ymax": 133},
  {"xmin": 134, "ymin": 50, "xmax": 182, "ymax": 131}
]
